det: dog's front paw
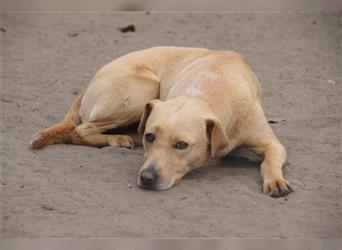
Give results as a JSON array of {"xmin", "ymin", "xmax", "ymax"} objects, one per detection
[
  {"xmin": 263, "ymin": 177, "xmax": 293, "ymax": 198},
  {"xmin": 109, "ymin": 135, "xmax": 135, "ymax": 149}
]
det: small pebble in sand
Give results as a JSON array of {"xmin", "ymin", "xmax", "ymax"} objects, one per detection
[
  {"xmin": 0, "ymin": 27, "xmax": 6, "ymax": 32},
  {"xmin": 268, "ymin": 118, "xmax": 286, "ymax": 124},
  {"xmin": 328, "ymin": 79, "xmax": 336, "ymax": 85},
  {"xmin": 280, "ymin": 198, "xmax": 288, "ymax": 204},
  {"xmin": 41, "ymin": 205, "xmax": 54, "ymax": 211},
  {"xmin": 127, "ymin": 181, "xmax": 133, "ymax": 189},
  {"xmin": 67, "ymin": 32, "xmax": 78, "ymax": 37},
  {"xmin": 119, "ymin": 24, "xmax": 136, "ymax": 33}
]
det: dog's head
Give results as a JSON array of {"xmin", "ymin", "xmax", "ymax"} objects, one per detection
[{"xmin": 137, "ymin": 97, "xmax": 230, "ymax": 190}]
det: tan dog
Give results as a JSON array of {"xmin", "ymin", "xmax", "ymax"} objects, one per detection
[{"xmin": 30, "ymin": 47, "xmax": 292, "ymax": 198}]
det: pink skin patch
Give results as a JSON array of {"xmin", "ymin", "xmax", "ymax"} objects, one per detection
[{"xmin": 185, "ymin": 71, "xmax": 222, "ymax": 98}]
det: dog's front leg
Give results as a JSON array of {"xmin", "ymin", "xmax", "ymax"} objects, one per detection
[{"xmin": 256, "ymin": 140, "xmax": 293, "ymax": 198}]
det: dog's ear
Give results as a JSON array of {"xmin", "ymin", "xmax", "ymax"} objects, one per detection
[
  {"xmin": 206, "ymin": 118, "xmax": 230, "ymax": 158},
  {"xmin": 138, "ymin": 99, "xmax": 161, "ymax": 135}
]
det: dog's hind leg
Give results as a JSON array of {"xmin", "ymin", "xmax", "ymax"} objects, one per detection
[
  {"xmin": 30, "ymin": 63, "xmax": 160, "ymax": 149},
  {"xmin": 70, "ymin": 121, "xmax": 136, "ymax": 149},
  {"xmin": 29, "ymin": 92, "xmax": 84, "ymax": 149}
]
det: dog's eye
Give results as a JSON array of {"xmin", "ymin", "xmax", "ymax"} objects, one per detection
[
  {"xmin": 145, "ymin": 133, "xmax": 155, "ymax": 143},
  {"xmin": 174, "ymin": 141, "xmax": 188, "ymax": 150}
]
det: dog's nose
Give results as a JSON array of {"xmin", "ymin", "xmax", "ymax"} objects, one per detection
[{"xmin": 140, "ymin": 167, "xmax": 158, "ymax": 186}]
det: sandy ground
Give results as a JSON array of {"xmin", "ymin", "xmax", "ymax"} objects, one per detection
[{"xmin": 1, "ymin": 13, "xmax": 341, "ymax": 238}]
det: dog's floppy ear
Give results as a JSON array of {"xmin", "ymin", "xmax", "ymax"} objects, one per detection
[
  {"xmin": 138, "ymin": 99, "xmax": 161, "ymax": 135},
  {"xmin": 206, "ymin": 118, "xmax": 230, "ymax": 158}
]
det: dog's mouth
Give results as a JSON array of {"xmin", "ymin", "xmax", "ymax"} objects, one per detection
[
  {"xmin": 137, "ymin": 180, "xmax": 170, "ymax": 191},
  {"xmin": 136, "ymin": 176, "xmax": 182, "ymax": 191},
  {"xmin": 137, "ymin": 181, "xmax": 158, "ymax": 191}
]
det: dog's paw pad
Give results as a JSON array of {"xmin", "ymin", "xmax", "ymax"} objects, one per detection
[
  {"xmin": 29, "ymin": 133, "xmax": 46, "ymax": 149},
  {"xmin": 263, "ymin": 178, "xmax": 293, "ymax": 198}
]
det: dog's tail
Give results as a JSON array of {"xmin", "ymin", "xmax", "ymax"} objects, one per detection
[{"xmin": 29, "ymin": 92, "xmax": 84, "ymax": 149}]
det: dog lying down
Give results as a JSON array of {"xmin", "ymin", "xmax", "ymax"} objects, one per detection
[{"xmin": 30, "ymin": 46, "xmax": 292, "ymax": 198}]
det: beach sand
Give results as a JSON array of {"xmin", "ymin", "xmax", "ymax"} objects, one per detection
[{"xmin": 1, "ymin": 13, "xmax": 341, "ymax": 237}]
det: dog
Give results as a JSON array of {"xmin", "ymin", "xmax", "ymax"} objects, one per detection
[{"xmin": 30, "ymin": 46, "xmax": 293, "ymax": 198}]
